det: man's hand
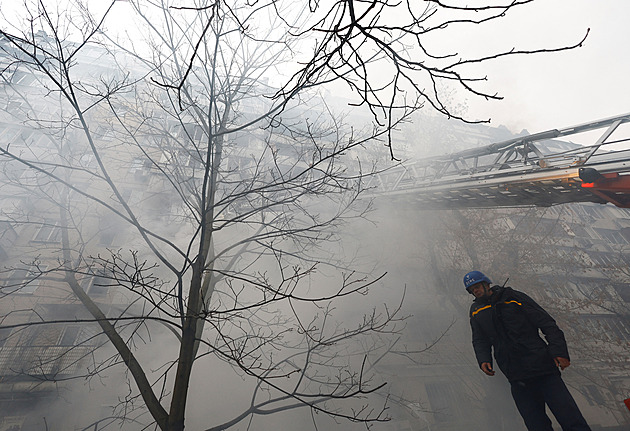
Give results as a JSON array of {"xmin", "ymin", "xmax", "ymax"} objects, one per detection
[
  {"xmin": 481, "ymin": 362, "xmax": 495, "ymax": 376},
  {"xmin": 554, "ymin": 357, "xmax": 571, "ymax": 370}
]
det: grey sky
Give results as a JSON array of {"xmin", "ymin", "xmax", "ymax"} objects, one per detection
[
  {"xmin": 464, "ymin": 0, "xmax": 630, "ymax": 134},
  {"xmin": 98, "ymin": 0, "xmax": 629, "ymax": 136},
  {"xmin": 11, "ymin": 0, "xmax": 626, "ymax": 136}
]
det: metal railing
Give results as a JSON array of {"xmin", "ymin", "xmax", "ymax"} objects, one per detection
[{"xmin": 368, "ymin": 113, "xmax": 630, "ymax": 209}]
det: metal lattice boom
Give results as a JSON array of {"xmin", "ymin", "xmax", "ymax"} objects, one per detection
[{"xmin": 369, "ymin": 113, "xmax": 630, "ymax": 209}]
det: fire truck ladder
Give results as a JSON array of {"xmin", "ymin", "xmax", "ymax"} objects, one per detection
[{"xmin": 369, "ymin": 113, "xmax": 630, "ymax": 209}]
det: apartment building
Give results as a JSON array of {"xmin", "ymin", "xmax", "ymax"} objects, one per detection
[{"xmin": 372, "ymin": 199, "xmax": 630, "ymax": 430}]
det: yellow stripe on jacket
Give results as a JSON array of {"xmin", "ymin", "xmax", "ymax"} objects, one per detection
[
  {"xmin": 504, "ymin": 300, "xmax": 522, "ymax": 306},
  {"xmin": 472, "ymin": 305, "xmax": 491, "ymax": 316},
  {"xmin": 472, "ymin": 300, "xmax": 522, "ymax": 317}
]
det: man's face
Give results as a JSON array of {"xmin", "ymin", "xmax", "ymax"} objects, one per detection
[{"xmin": 470, "ymin": 282, "xmax": 491, "ymax": 299}]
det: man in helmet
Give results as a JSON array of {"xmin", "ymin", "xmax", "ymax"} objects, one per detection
[{"xmin": 465, "ymin": 270, "xmax": 591, "ymax": 431}]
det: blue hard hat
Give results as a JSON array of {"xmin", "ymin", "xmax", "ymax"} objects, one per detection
[{"xmin": 463, "ymin": 271, "xmax": 491, "ymax": 292}]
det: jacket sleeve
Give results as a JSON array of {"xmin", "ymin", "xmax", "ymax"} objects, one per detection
[
  {"xmin": 516, "ymin": 291, "xmax": 570, "ymax": 360},
  {"xmin": 470, "ymin": 313, "xmax": 493, "ymax": 367}
]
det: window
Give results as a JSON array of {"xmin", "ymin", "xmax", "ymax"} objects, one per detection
[
  {"xmin": 159, "ymin": 151, "xmax": 173, "ymax": 165},
  {"xmin": 613, "ymin": 283, "xmax": 630, "ymax": 302},
  {"xmin": 0, "ymin": 127, "xmax": 20, "ymax": 144},
  {"xmin": 82, "ymin": 272, "xmax": 112, "ymax": 297},
  {"xmin": 130, "ymin": 158, "xmax": 145, "ymax": 172},
  {"xmin": 19, "ymin": 131, "xmax": 55, "ymax": 149},
  {"xmin": 0, "ymin": 222, "xmax": 16, "ymax": 260},
  {"xmin": 74, "ymin": 325, "xmax": 99, "ymax": 347},
  {"xmin": 593, "ymin": 228, "xmax": 628, "ymax": 245},
  {"xmin": 0, "ymin": 416, "xmax": 25, "ymax": 431},
  {"xmin": 425, "ymin": 382, "xmax": 466, "ymax": 423},
  {"xmin": 160, "ymin": 149, "xmax": 201, "ymax": 168},
  {"xmin": 2, "ymin": 267, "xmax": 45, "ymax": 295},
  {"xmin": 172, "ymin": 123, "xmax": 206, "ymax": 142},
  {"xmin": 571, "ymin": 224, "xmax": 599, "ymax": 240},
  {"xmin": 99, "ymin": 230, "xmax": 116, "ymax": 246},
  {"xmin": 27, "ymin": 326, "xmax": 62, "ymax": 346},
  {"xmin": 0, "ymin": 221, "xmax": 17, "ymax": 243},
  {"xmin": 130, "ymin": 157, "xmax": 152, "ymax": 172},
  {"xmin": 130, "ymin": 158, "xmax": 151, "ymax": 183},
  {"xmin": 601, "ymin": 317, "xmax": 630, "ymax": 341},
  {"xmin": 7, "ymin": 100, "xmax": 23, "ymax": 111},
  {"xmin": 119, "ymin": 189, "xmax": 142, "ymax": 207},
  {"xmin": 58, "ymin": 326, "xmax": 81, "ymax": 346},
  {"xmin": 79, "ymin": 153, "xmax": 97, "ymax": 168},
  {"xmin": 0, "ymin": 327, "xmax": 12, "ymax": 348},
  {"xmin": 32, "ymin": 219, "xmax": 61, "ymax": 242},
  {"xmin": 582, "ymin": 384, "xmax": 605, "ymax": 406}
]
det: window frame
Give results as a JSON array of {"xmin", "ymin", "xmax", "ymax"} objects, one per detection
[{"xmin": 32, "ymin": 219, "xmax": 62, "ymax": 243}]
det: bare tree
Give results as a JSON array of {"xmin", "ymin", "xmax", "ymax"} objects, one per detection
[
  {"xmin": 129, "ymin": 0, "xmax": 589, "ymax": 159},
  {"xmin": 0, "ymin": 1, "xmax": 409, "ymax": 430}
]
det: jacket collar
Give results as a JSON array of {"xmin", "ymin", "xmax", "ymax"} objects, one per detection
[{"xmin": 473, "ymin": 285, "xmax": 504, "ymax": 304}]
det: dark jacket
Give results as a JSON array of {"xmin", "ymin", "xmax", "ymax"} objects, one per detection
[{"xmin": 469, "ymin": 286, "xmax": 570, "ymax": 382}]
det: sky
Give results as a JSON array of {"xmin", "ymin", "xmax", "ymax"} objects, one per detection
[
  {"xmin": 91, "ymin": 0, "xmax": 630, "ymax": 137},
  {"xmin": 461, "ymin": 0, "xmax": 630, "ymax": 134},
  {"xmin": 4, "ymin": 0, "xmax": 627, "ymax": 138}
]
